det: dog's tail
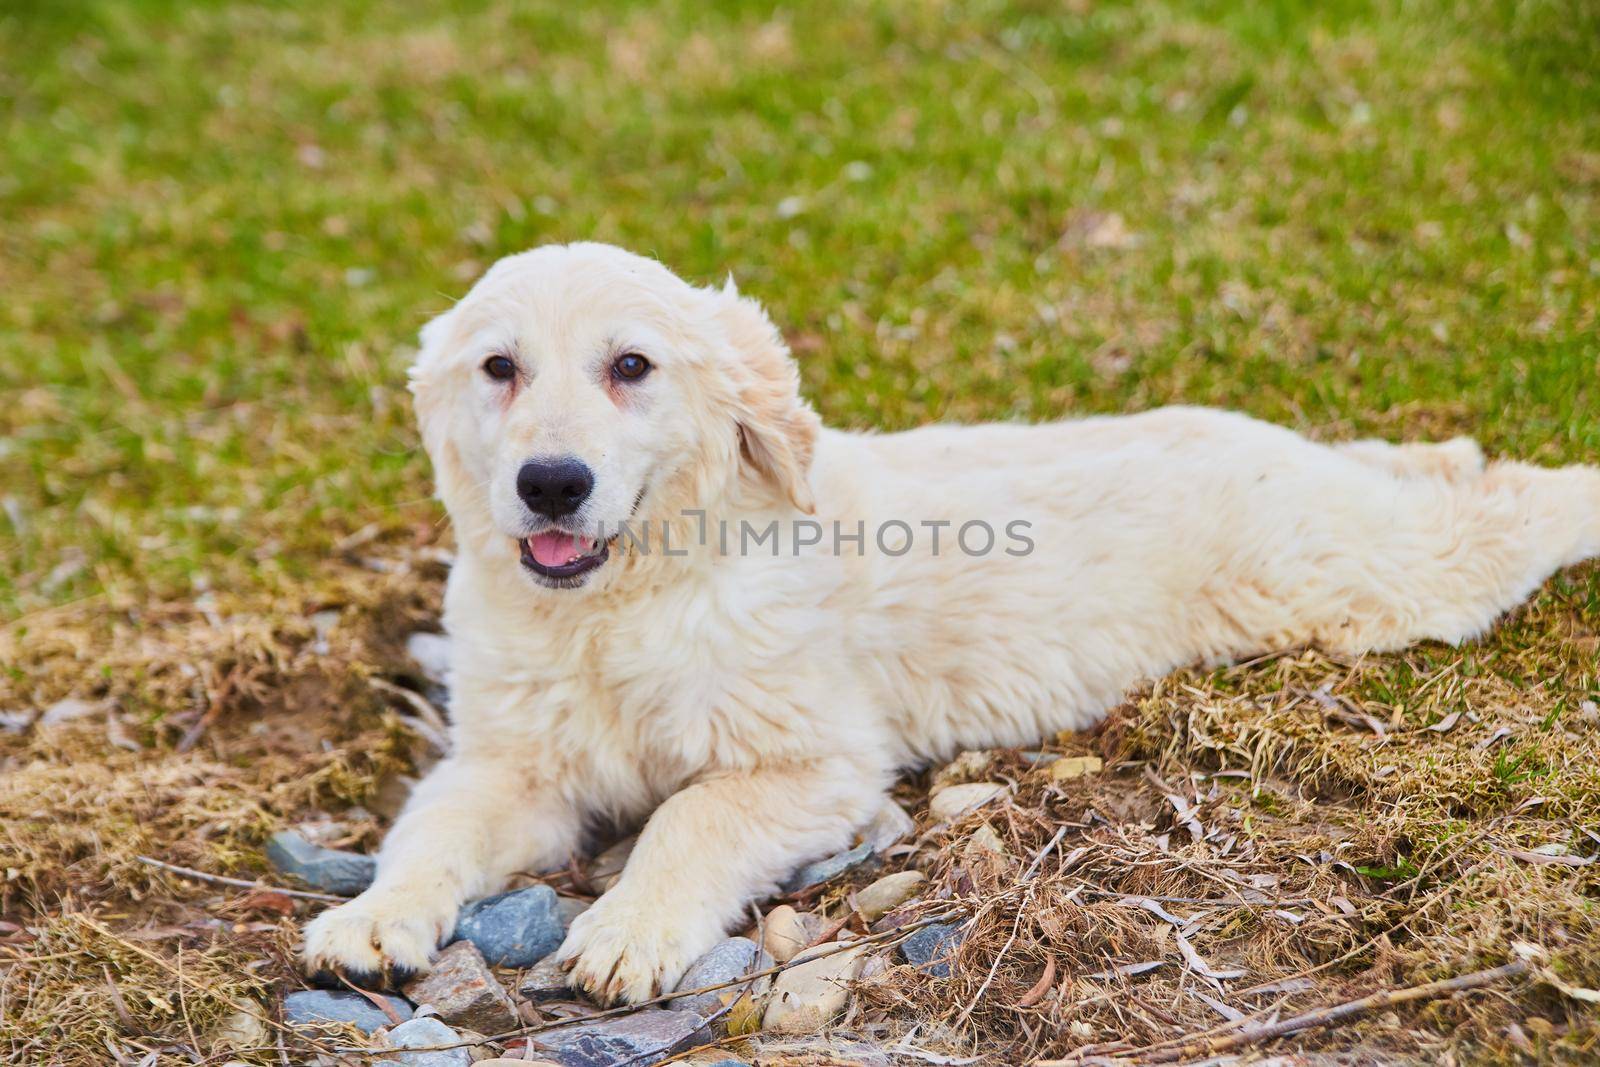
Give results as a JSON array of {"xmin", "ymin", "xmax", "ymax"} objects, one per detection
[{"xmin": 1311, "ymin": 452, "xmax": 1600, "ymax": 654}]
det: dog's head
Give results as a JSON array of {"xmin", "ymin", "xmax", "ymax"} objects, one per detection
[{"xmin": 410, "ymin": 243, "xmax": 817, "ymax": 591}]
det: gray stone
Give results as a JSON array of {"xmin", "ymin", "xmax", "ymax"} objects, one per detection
[
  {"xmin": 667, "ymin": 937, "xmax": 768, "ymax": 1016},
  {"xmin": 555, "ymin": 894, "xmax": 591, "ymax": 927},
  {"xmin": 516, "ymin": 955, "xmax": 571, "ymax": 1004},
  {"xmin": 851, "ymin": 870, "xmax": 925, "ymax": 921},
  {"xmin": 523, "ymin": 1007, "xmax": 708, "ymax": 1066},
  {"xmin": 379, "ymin": 1016, "xmax": 472, "ymax": 1066},
  {"xmin": 265, "ymin": 830, "xmax": 376, "ymax": 895},
  {"xmin": 451, "ymin": 885, "xmax": 565, "ymax": 967},
  {"xmin": 899, "ymin": 922, "xmax": 964, "ymax": 977},
  {"xmin": 402, "ymin": 942, "xmax": 519, "ymax": 1033},
  {"xmin": 782, "ymin": 842, "xmax": 876, "ymax": 892},
  {"xmin": 858, "ymin": 800, "xmax": 915, "ymax": 854},
  {"xmin": 283, "ymin": 989, "xmax": 413, "ymax": 1034}
]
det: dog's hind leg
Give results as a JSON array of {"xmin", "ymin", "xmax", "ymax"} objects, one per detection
[{"xmin": 1311, "ymin": 459, "xmax": 1600, "ymax": 655}]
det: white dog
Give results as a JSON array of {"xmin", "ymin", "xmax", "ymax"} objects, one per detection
[{"xmin": 304, "ymin": 242, "xmax": 1600, "ymax": 1005}]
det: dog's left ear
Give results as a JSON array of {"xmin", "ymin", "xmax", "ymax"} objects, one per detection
[{"xmin": 712, "ymin": 278, "xmax": 819, "ymax": 514}]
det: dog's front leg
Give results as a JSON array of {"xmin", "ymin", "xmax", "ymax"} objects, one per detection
[
  {"xmin": 559, "ymin": 756, "xmax": 884, "ymax": 1005},
  {"xmin": 302, "ymin": 753, "xmax": 579, "ymax": 987}
]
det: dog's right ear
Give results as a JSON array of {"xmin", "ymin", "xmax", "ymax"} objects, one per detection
[{"xmin": 408, "ymin": 306, "xmax": 459, "ymax": 456}]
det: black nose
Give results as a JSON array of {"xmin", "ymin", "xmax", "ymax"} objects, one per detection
[{"xmin": 516, "ymin": 457, "xmax": 594, "ymax": 519}]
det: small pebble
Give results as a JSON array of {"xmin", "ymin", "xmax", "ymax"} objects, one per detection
[
  {"xmin": 899, "ymin": 922, "xmax": 964, "ymax": 977},
  {"xmin": 852, "ymin": 870, "xmax": 925, "ymax": 921},
  {"xmin": 783, "ymin": 842, "xmax": 876, "ymax": 892},
  {"xmin": 555, "ymin": 894, "xmax": 590, "ymax": 927},
  {"xmin": 1048, "ymin": 755, "xmax": 1103, "ymax": 781},
  {"xmin": 265, "ymin": 830, "xmax": 376, "ymax": 895},
  {"xmin": 380, "ymin": 1016, "xmax": 472, "ymax": 1066},
  {"xmin": 403, "ymin": 942, "xmax": 519, "ymax": 1033},
  {"xmin": 927, "ymin": 782, "xmax": 1005, "ymax": 821},
  {"xmin": 283, "ymin": 989, "xmax": 413, "ymax": 1034},
  {"xmin": 516, "ymin": 955, "xmax": 571, "ymax": 1004},
  {"xmin": 763, "ymin": 943, "xmax": 870, "ymax": 1033},
  {"xmin": 930, "ymin": 749, "xmax": 995, "ymax": 789},
  {"xmin": 668, "ymin": 937, "xmax": 769, "ymax": 1016},
  {"xmin": 452, "ymin": 885, "xmax": 565, "ymax": 967},
  {"xmin": 760, "ymin": 905, "xmax": 823, "ymax": 963}
]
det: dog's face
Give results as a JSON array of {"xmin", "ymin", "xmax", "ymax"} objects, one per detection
[{"xmin": 410, "ymin": 243, "xmax": 817, "ymax": 591}]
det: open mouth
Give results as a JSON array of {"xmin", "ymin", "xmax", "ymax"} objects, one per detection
[{"xmin": 518, "ymin": 530, "xmax": 611, "ymax": 584}]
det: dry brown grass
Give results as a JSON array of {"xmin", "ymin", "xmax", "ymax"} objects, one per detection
[
  {"xmin": 3, "ymin": 550, "xmax": 1598, "ymax": 1064},
  {"xmin": 1, "ymin": 553, "xmax": 441, "ymax": 1063},
  {"xmin": 840, "ymin": 565, "xmax": 1600, "ymax": 1065}
]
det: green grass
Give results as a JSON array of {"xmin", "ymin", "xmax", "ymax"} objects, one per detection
[
  {"xmin": 3, "ymin": 0, "xmax": 1598, "ymax": 615},
  {"xmin": 3, "ymin": 6, "xmax": 1600, "ymax": 1060}
]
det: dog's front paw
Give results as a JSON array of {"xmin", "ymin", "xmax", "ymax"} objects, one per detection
[
  {"xmin": 302, "ymin": 891, "xmax": 450, "ymax": 990},
  {"xmin": 556, "ymin": 891, "xmax": 720, "ymax": 1006}
]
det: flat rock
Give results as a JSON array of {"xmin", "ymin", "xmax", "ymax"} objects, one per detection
[
  {"xmin": 760, "ymin": 905, "xmax": 823, "ymax": 963},
  {"xmin": 379, "ymin": 1016, "xmax": 472, "ymax": 1066},
  {"xmin": 516, "ymin": 955, "xmax": 572, "ymax": 1004},
  {"xmin": 523, "ymin": 1007, "xmax": 708, "ymax": 1066},
  {"xmin": 858, "ymin": 800, "xmax": 915, "ymax": 853},
  {"xmin": 782, "ymin": 842, "xmax": 876, "ymax": 892},
  {"xmin": 899, "ymin": 922, "xmax": 964, "ymax": 977},
  {"xmin": 265, "ymin": 830, "xmax": 376, "ymax": 895},
  {"xmin": 403, "ymin": 942, "xmax": 518, "ymax": 1033},
  {"xmin": 927, "ymin": 782, "xmax": 1005, "ymax": 821},
  {"xmin": 668, "ymin": 937, "xmax": 768, "ymax": 1016},
  {"xmin": 283, "ymin": 989, "xmax": 413, "ymax": 1034},
  {"xmin": 452, "ymin": 885, "xmax": 565, "ymax": 967},
  {"xmin": 851, "ymin": 870, "xmax": 925, "ymax": 921},
  {"xmin": 762, "ymin": 943, "xmax": 869, "ymax": 1034}
]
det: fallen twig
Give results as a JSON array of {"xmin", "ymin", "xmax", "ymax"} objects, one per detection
[
  {"xmin": 134, "ymin": 854, "xmax": 346, "ymax": 903},
  {"xmin": 1044, "ymin": 960, "xmax": 1529, "ymax": 1065}
]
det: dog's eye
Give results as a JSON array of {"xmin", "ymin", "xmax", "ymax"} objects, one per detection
[
  {"xmin": 483, "ymin": 355, "xmax": 517, "ymax": 382},
  {"xmin": 612, "ymin": 353, "xmax": 651, "ymax": 382}
]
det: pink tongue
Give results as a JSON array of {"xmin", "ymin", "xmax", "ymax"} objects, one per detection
[{"xmin": 529, "ymin": 531, "xmax": 582, "ymax": 567}]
